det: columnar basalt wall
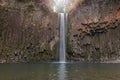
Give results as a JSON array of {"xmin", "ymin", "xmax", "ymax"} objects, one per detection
[
  {"xmin": 0, "ymin": 0, "xmax": 120, "ymax": 63},
  {"xmin": 0, "ymin": 0, "xmax": 58, "ymax": 63},
  {"xmin": 69, "ymin": 0, "xmax": 120, "ymax": 62}
]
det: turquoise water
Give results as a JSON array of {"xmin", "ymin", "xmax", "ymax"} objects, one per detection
[{"xmin": 0, "ymin": 63, "xmax": 120, "ymax": 80}]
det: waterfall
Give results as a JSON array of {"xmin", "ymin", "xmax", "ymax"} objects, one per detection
[{"xmin": 59, "ymin": 13, "xmax": 67, "ymax": 63}]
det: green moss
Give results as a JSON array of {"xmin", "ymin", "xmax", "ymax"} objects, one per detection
[
  {"xmin": 66, "ymin": 52, "xmax": 74, "ymax": 60},
  {"xmin": 106, "ymin": 0, "xmax": 118, "ymax": 4},
  {"xmin": 91, "ymin": 52, "xmax": 101, "ymax": 61},
  {"xmin": 0, "ymin": 5, "xmax": 11, "ymax": 12},
  {"xmin": 25, "ymin": 49, "xmax": 56, "ymax": 62},
  {"xmin": 95, "ymin": 53, "xmax": 101, "ymax": 59},
  {"xmin": 25, "ymin": 1, "xmax": 34, "ymax": 11},
  {"xmin": 0, "ymin": 46, "xmax": 14, "ymax": 57},
  {"xmin": 66, "ymin": 16, "xmax": 73, "ymax": 57}
]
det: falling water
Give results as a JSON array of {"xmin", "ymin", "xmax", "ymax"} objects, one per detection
[{"xmin": 59, "ymin": 13, "xmax": 67, "ymax": 63}]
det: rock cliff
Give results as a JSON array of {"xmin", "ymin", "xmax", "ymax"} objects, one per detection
[
  {"xmin": 68, "ymin": 0, "xmax": 120, "ymax": 62},
  {"xmin": 0, "ymin": 0, "xmax": 120, "ymax": 63},
  {"xmin": 0, "ymin": 0, "xmax": 58, "ymax": 63}
]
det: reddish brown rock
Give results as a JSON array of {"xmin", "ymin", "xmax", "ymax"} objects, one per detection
[{"xmin": 68, "ymin": 0, "xmax": 120, "ymax": 62}]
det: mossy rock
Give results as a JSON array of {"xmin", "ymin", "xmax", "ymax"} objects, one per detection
[{"xmin": 25, "ymin": 1, "xmax": 34, "ymax": 11}]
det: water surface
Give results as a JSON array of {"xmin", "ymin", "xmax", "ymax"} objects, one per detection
[{"xmin": 0, "ymin": 63, "xmax": 120, "ymax": 80}]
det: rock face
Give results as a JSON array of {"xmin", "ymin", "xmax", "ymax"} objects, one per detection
[
  {"xmin": 0, "ymin": 0, "xmax": 58, "ymax": 63},
  {"xmin": 0, "ymin": 0, "xmax": 120, "ymax": 63},
  {"xmin": 69, "ymin": 0, "xmax": 120, "ymax": 62}
]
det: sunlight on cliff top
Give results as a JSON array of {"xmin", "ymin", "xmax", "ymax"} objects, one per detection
[{"xmin": 48, "ymin": 0, "xmax": 84, "ymax": 13}]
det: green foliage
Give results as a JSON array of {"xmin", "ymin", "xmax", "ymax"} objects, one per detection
[
  {"xmin": 107, "ymin": 0, "xmax": 117, "ymax": 4},
  {"xmin": 0, "ymin": 5, "xmax": 9, "ymax": 11},
  {"xmin": 26, "ymin": 50, "xmax": 55, "ymax": 62},
  {"xmin": 95, "ymin": 53, "xmax": 101, "ymax": 59},
  {"xmin": 66, "ymin": 17, "xmax": 73, "ymax": 56},
  {"xmin": 25, "ymin": 1, "xmax": 34, "ymax": 10},
  {"xmin": 0, "ymin": 46, "xmax": 13, "ymax": 57}
]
